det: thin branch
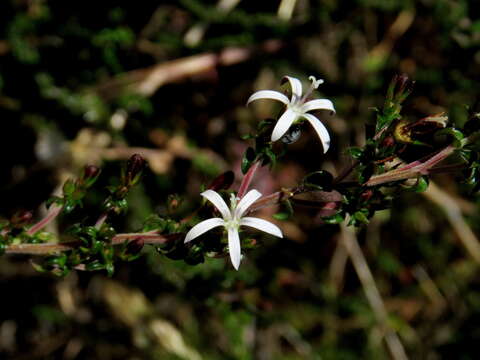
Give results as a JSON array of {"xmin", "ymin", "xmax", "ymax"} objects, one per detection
[
  {"xmin": 5, "ymin": 232, "xmax": 183, "ymax": 255},
  {"xmin": 26, "ymin": 204, "xmax": 64, "ymax": 236},
  {"xmin": 94, "ymin": 213, "xmax": 108, "ymax": 230},
  {"xmin": 422, "ymin": 181, "xmax": 480, "ymax": 263},
  {"xmin": 366, "ymin": 145, "xmax": 456, "ymax": 186},
  {"xmin": 340, "ymin": 224, "xmax": 408, "ymax": 360},
  {"xmin": 333, "ymin": 160, "xmax": 360, "ymax": 185}
]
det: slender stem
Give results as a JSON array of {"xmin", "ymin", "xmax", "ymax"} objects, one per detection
[
  {"xmin": 5, "ymin": 232, "xmax": 183, "ymax": 255},
  {"xmin": 340, "ymin": 224, "xmax": 408, "ymax": 360},
  {"xmin": 26, "ymin": 204, "xmax": 64, "ymax": 236},
  {"xmin": 94, "ymin": 213, "xmax": 108, "ymax": 230},
  {"xmin": 333, "ymin": 160, "xmax": 360, "ymax": 185},
  {"xmin": 366, "ymin": 145, "xmax": 456, "ymax": 186},
  {"xmin": 237, "ymin": 161, "xmax": 261, "ymax": 198},
  {"xmin": 248, "ymin": 188, "xmax": 297, "ymax": 213},
  {"xmin": 423, "ymin": 182, "xmax": 480, "ymax": 263}
]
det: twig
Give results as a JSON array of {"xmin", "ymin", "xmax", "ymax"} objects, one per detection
[
  {"xmin": 94, "ymin": 213, "xmax": 108, "ymax": 230},
  {"xmin": 340, "ymin": 224, "xmax": 408, "ymax": 360},
  {"xmin": 96, "ymin": 40, "xmax": 283, "ymax": 100},
  {"xmin": 184, "ymin": 0, "xmax": 242, "ymax": 47},
  {"xmin": 366, "ymin": 145, "xmax": 456, "ymax": 186},
  {"xmin": 412, "ymin": 265, "xmax": 447, "ymax": 317},
  {"xmin": 333, "ymin": 160, "xmax": 360, "ymax": 185},
  {"xmin": 422, "ymin": 181, "xmax": 480, "ymax": 263},
  {"xmin": 277, "ymin": 0, "xmax": 297, "ymax": 21},
  {"xmin": 26, "ymin": 204, "xmax": 64, "ymax": 236},
  {"xmin": 328, "ymin": 237, "xmax": 348, "ymax": 293},
  {"xmin": 5, "ymin": 232, "xmax": 183, "ymax": 255}
]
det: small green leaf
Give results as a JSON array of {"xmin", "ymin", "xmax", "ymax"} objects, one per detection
[
  {"xmin": 347, "ymin": 147, "xmax": 363, "ymax": 160},
  {"xmin": 272, "ymin": 212, "xmax": 289, "ymax": 220},
  {"xmin": 302, "ymin": 171, "xmax": 334, "ymax": 191},
  {"xmin": 353, "ymin": 210, "xmax": 369, "ymax": 224},
  {"xmin": 241, "ymin": 147, "xmax": 256, "ymax": 174},
  {"xmin": 407, "ymin": 176, "xmax": 429, "ymax": 193},
  {"xmin": 62, "ymin": 179, "xmax": 76, "ymax": 196},
  {"xmin": 260, "ymin": 147, "xmax": 277, "ymax": 169},
  {"xmin": 435, "ymin": 128, "xmax": 464, "ymax": 147},
  {"xmin": 322, "ymin": 213, "xmax": 344, "ymax": 224}
]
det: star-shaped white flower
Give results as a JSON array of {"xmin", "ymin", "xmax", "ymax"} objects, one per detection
[
  {"xmin": 247, "ymin": 75, "xmax": 336, "ymax": 152},
  {"xmin": 184, "ymin": 189, "xmax": 283, "ymax": 270}
]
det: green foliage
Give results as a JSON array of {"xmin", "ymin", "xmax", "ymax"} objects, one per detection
[{"xmin": 2, "ymin": 1, "xmax": 480, "ymax": 359}]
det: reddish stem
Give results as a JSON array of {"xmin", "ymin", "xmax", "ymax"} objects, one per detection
[
  {"xmin": 26, "ymin": 204, "xmax": 63, "ymax": 236},
  {"xmin": 237, "ymin": 161, "xmax": 261, "ymax": 198},
  {"xmin": 94, "ymin": 213, "xmax": 108, "ymax": 229},
  {"xmin": 5, "ymin": 232, "xmax": 183, "ymax": 255},
  {"xmin": 366, "ymin": 145, "xmax": 456, "ymax": 186}
]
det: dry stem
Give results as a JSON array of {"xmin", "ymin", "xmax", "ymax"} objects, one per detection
[
  {"xmin": 422, "ymin": 181, "xmax": 480, "ymax": 263},
  {"xmin": 340, "ymin": 224, "xmax": 408, "ymax": 360}
]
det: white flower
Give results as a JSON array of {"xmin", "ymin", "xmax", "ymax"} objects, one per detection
[
  {"xmin": 184, "ymin": 189, "xmax": 283, "ymax": 270},
  {"xmin": 247, "ymin": 75, "xmax": 336, "ymax": 152}
]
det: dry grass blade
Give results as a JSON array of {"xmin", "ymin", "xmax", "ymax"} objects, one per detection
[
  {"xmin": 422, "ymin": 181, "xmax": 480, "ymax": 263},
  {"xmin": 96, "ymin": 40, "xmax": 283, "ymax": 100},
  {"xmin": 340, "ymin": 224, "xmax": 409, "ymax": 360}
]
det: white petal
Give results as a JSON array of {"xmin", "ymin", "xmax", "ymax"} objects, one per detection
[
  {"xmin": 247, "ymin": 90, "xmax": 289, "ymax": 106},
  {"xmin": 201, "ymin": 190, "xmax": 231, "ymax": 220},
  {"xmin": 271, "ymin": 108, "xmax": 298, "ymax": 142},
  {"xmin": 282, "ymin": 76, "xmax": 303, "ymax": 101},
  {"xmin": 184, "ymin": 218, "xmax": 225, "ymax": 243},
  {"xmin": 227, "ymin": 228, "xmax": 242, "ymax": 270},
  {"xmin": 235, "ymin": 189, "xmax": 262, "ymax": 218},
  {"xmin": 302, "ymin": 99, "xmax": 335, "ymax": 114},
  {"xmin": 240, "ymin": 217, "xmax": 283, "ymax": 238},
  {"xmin": 303, "ymin": 113, "xmax": 331, "ymax": 154}
]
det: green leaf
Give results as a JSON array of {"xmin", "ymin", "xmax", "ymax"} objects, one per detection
[
  {"xmin": 322, "ymin": 213, "xmax": 344, "ymax": 224},
  {"xmin": 435, "ymin": 127, "xmax": 464, "ymax": 147},
  {"xmin": 272, "ymin": 212, "xmax": 289, "ymax": 220},
  {"xmin": 347, "ymin": 147, "xmax": 363, "ymax": 160},
  {"xmin": 62, "ymin": 179, "xmax": 76, "ymax": 196},
  {"xmin": 241, "ymin": 147, "xmax": 256, "ymax": 174},
  {"xmin": 353, "ymin": 210, "xmax": 369, "ymax": 224},
  {"xmin": 407, "ymin": 176, "xmax": 429, "ymax": 193},
  {"xmin": 302, "ymin": 171, "xmax": 334, "ymax": 191}
]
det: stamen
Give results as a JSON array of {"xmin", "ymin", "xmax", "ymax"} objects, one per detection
[
  {"xmin": 309, "ymin": 76, "xmax": 324, "ymax": 89},
  {"xmin": 301, "ymin": 76, "xmax": 325, "ymax": 103}
]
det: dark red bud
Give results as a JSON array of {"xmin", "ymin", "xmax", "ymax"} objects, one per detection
[
  {"xmin": 127, "ymin": 154, "xmax": 146, "ymax": 177},
  {"xmin": 11, "ymin": 210, "xmax": 33, "ymax": 227},
  {"xmin": 396, "ymin": 73, "xmax": 409, "ymax": 94},
  {"xmin": 381, "ymin": 136, "xmax": 396, "ymax": 148},
  {"xmin": 84, "ymin": 165, "xmax": 101, "ymax": 179},
  {"xmin": 360, "ymin": 190, "xmax": 373, "ymax": 202}
]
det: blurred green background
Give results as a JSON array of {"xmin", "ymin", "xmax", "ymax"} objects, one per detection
[{"xmin": 1, "ymin": 0, "xmax": 480, "ymax": 359}]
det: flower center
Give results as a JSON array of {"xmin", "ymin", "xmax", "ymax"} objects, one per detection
[{"xmin": 224, "ymin": 218, "xmax": 240, "ymax": 230}]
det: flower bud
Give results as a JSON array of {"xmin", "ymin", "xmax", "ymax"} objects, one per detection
[
  {"xmin": 127, "ymin": 154, "xmax": 146, "ymax": 176},
  {"xmin": 82, "ymin": 165, "xmax": 101, "ymax": 188},
  {"xmin": 396, "ymin": 74, "xmax": 409, "ymax": 95},
  {"xmin": 84, "ymin": 165, "xmax": 101, "ymax": 179},
  {"xmin": 381, "ymin": 136, "xmax": 396, "ymax": 148},
  {"xmin": 387, "ymin": 74, "xmax": 413, "ymax": 103},
  {"xmin": 125, "ymin": 154, "xmax": 146, "ymax": 186},
  {"xmin": 11, "ymin": 210, "xmax": 33, "ymax": 228},
  {"xmin": 360, "ymin": 189, "xmax": 374, "ymax": 202}
]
